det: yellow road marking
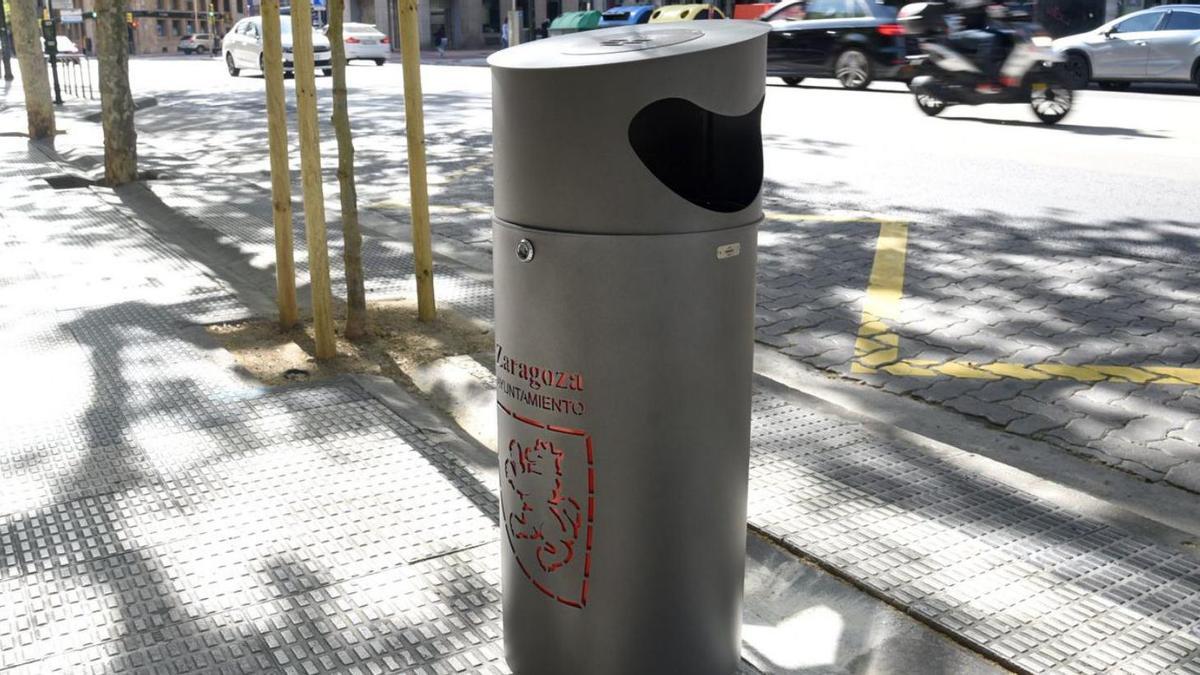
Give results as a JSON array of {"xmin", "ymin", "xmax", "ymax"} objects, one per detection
[
  {"xmin": 1034, "ymin": 364, "xmax": 1108, "ymax": 382},
  {"xmin": 1143, "ymin": 367, "xmax": 1200, "ymax": 385},
  {"xmin": 853, "ymin": 222, "xmax": 909, "ymax": 370},
  {"xmin": 934, "ymin": 362, "xmax": 1001, "ymax": 380},
  {"xmin": 840, "ymin": 219, "xmax": 1198, "ymax": 387},
  {"xmin": 980, "ymin": 363, "xmax": 1053, "ymax": 381}
]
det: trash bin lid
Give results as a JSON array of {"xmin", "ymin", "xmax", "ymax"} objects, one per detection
[
  {"xmin": 489, "ymin": 20, "xmax": 765, "ymax": 71},
  {"xmin": 548, "ymin": 10, "xmax": 603, "ymax": 31},
  {"xmin": 490, "ymin": 22, "xmax": 770, "ymax": 235}
]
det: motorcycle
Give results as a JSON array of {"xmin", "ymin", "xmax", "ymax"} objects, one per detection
[{"xmin": 898, "ymin": 2, "xmax": 1075, "ymax": 125}]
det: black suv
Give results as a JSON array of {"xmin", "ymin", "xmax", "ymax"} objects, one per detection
[{"xmin": 763, "ymin": 0, "xmax": 914, "ymax": 89}]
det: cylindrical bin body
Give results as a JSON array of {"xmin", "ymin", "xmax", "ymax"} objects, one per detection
[{"xmin": 489, "ymin": 22, "xmax": 769, "ymax": 675}]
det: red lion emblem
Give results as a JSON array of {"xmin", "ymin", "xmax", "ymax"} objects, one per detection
[
  {"xmin": 505, "ymin": 438, "xmax": 583, "ymax": 574},
  {"xmin": 498, "ymin": 404, "xmax": 594, "ymax": 608}
]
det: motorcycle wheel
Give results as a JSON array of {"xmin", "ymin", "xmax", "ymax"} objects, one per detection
[
  {"xmin": 1030, "ymin": 80, "xmax": 1072, "ymax": 125},
  {"xmin": 915, "ymin": 93, "xmax": 946, "ymax": 117}
]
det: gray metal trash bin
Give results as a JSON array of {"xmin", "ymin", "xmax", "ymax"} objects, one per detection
[{"xmin": 488, "ymin": 22, "xmax": 770, "ymax": 675}]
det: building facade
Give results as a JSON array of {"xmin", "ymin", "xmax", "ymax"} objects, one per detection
[
  {"xmin": 53, "ymin": 0, "xmax": 246, "ymax": 55},
  {"xmin": 359, "ymin": 0, "xmax": 611, "ymax": 50}
]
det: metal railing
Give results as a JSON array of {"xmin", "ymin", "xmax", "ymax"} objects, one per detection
[{"xmin": 47, "ymin": 53, "xmax": 97, "ymax": 101}]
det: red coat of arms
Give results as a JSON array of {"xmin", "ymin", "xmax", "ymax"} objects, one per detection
[{"xmin": 499, "ymin": 402, "xmax": 595, "ymax": 608}]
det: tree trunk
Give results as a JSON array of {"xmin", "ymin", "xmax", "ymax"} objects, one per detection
[
  {"xmin": 95, "ymin": 0, "xmax": 138, "ymax": 185},
  {"xmin": 1, "ymin": 0, "xmax": 16, "ymax": 82},
  {"xmin": 327, "ymin": 0, "xmax": 368, "ymax": 341},
  {"xmin": 7, "ymin": 0, "xmax": 55, "ymax": 138}
]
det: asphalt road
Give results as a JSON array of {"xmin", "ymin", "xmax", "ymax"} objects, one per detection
[{"xmin": 116, "ymin": 56, "xmax": 1200, "ymax": 264}]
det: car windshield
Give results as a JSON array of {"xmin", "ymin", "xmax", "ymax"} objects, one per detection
[
  {"xmin": 346, "ymin": 24, "xmax": 378, "ymax": 33},
  {"xmin": 766, "ymin": 3, "xmax": 806, "ymax": 20}
]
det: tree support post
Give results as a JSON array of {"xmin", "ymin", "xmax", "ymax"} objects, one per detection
[
  {"xmin": 290, "ymin": 0, "xmax": 338, "ymax": 358},
  {"xmin": 261, "ymin": 0, "xmax": 300, "ymax": 330},
  {"xmin": 397, "ymin": 0, "xmax": 437, "ymax": 321}
]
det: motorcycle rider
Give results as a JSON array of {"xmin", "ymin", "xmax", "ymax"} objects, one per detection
[{"xmin": 946, "ymin": 0, "xmax": 1008, "ymax": 92}]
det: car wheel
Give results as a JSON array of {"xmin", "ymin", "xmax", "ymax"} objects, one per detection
[
  {"xmin": 375, "ymin": 58, "xmax": 385, "ymax": 66},
  {"xmin": 323, "ymin": 67, "xmax": 333, "ymax": 77},
  {"xmin": 781, "ymin": 76, "xmax": 803, "ymax": 87},
  {"xmin": 834, "ymin": 49, "xmax": 872, "ymax": 90},
  {"xmin": 197, "ymin": 45, "xmax": 208, "ymax": 54},
  {"xmin": 1063, "ymin": 52, "xmax": 1090, "ymax": 89},
  {"xmin": 226, "ymin": 52, "xmax": 240, "ymax": 77},
  {"xmin": 1097, "ymin": 80, "xmax": 1130, "ymax": 91},
  {"xmin": 1193, "ymin": 59, "xmax": 1200, "ymax": 89}
]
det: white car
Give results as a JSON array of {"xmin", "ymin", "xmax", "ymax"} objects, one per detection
[
  {"xmin": 324, "ymin": 22, "xmax": 390, "ymax": 65},
  {"xmin": 222, "ymin": 16, "xmax": 332, "ymax": 77},
  {"xmin": 1054, "ymin": 4, "xmax": 1200, "ymax": 89},
  {"xmin": 53, "ymin": 35, "xmax": 80, "ymax": 56}
]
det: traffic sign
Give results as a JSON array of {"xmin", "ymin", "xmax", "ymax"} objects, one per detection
[
  {"xmin": 50, "ymin": 0, "xmax": 74, "ymax": 9},
  {"xmin": 61, "ymin": 8, "xmax": 83, "ymax": 22}
]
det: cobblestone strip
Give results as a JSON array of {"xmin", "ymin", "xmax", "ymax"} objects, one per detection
[{"xmin": 754, "ymin": 217, "xmax": 1200, "ymax": 492}]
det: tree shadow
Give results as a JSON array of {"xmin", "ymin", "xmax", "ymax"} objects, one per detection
[{"xmin": 752, "ymin": 174, "xmax": 1200, "ymax": 484}]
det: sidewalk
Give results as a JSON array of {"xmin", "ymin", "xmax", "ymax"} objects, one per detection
[
  {"xmin": 129, "ymin": 49, "xmax": 496, "ymax": 66},
  {"xmin": 121, "ymin": 121, "xmax": 1200, "ymax": 672},
  {"xmin": 3, "ymin": 99, "xmax": 1200, "ymax": 674},
  {"xmin": 0, "ymin": 119, "xmax": 1005, "ymax": 672}
]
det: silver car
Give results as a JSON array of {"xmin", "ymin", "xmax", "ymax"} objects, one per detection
[{"xmin": 1055, "ymin": 5, "xmax": 1200, "ymax": 89}]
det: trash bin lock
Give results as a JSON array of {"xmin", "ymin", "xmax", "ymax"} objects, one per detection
[{"xmin": 489, "ymin": 22, "xmax": 770, "ymax": 675}]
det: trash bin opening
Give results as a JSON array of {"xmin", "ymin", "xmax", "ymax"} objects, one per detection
[{"xmin": 628, "ymin": 96, "xmax": 763, "ymax": 213}]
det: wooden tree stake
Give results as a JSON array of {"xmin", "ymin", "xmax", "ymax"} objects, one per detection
[
  {"xmin": 397, "ymin": 0, "xmax": 437, "ymax": 322},
  {"xmin": 261, "ymin": 0, "xmax": 300, "ymax": 330},
  {"xmin": 290, "ymin": 0, "xmax": 337, "ymax": 358}
]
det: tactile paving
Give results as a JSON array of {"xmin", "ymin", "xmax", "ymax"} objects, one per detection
[
  {"xmin": 747, "ymin": 392, "xmax": 1200, "ymax": 674},
  {"xmin": 0, "ymin": 136, "xmax": 516, "ymax": 673}
]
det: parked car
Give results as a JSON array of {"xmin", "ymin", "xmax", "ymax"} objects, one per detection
[
  {"xmin": 733, "ymin": 0, "xmax": 780, "ymax": 20},
  {"xmin": 223, "ymin": 16, "xmax": 332, "ymax": 77},
  {"xmin": 763, "ymin": 0, "xmax": 911, "ymax": 90},
  {"xmin": 322, "ymin": 22, "xmax": 389, "ymax": 65},
  {"xmin": 53, "ymin": 35, "xmax": 80, "ymax": 55},
  {"xmin": 648, "ymin": 4, "xmax": 727, "ymax": 22},
  {"xmin": 1054, "ymin": 4, "xmax": 1200, "ymax": 89},
  {"xmin": 179, "ymin": 33, "xmax": 215, "ymax": 54},
  {"xmin": 598, "ymin": 4, "xmax": 655, "ymax": 27}
]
